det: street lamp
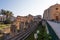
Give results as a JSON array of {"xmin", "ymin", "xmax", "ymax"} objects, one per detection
[
  {"xmin": 34, "ymin": 33, "xmax": 38, "ymax": 40},
  {"xmin": 37, "ymin": 30, "xmax": 39, "ymax": 34}
]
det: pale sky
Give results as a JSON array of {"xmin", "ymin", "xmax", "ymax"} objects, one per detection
[{"xmin": 0, "ymin": 0, "xmax": 60, "ymax": 17}]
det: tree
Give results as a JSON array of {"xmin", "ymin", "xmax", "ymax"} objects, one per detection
[
  {"xmin": 9, "ymin": 12, "xmax": 13, "ymax": 18},
  {"xmin": 4, "ymin": 18, "xmax": 11, "ymax": 24},
  {"xmin": 1, "ymin": 9, "xmax": 6, "ymax": 15},
  {"xmin": 6, "ymin": 11, "xmax": 13, "ymax": 18},
  {"xmin": 1, "ymin": 9, "xmax": 13, "ymax": 18}
]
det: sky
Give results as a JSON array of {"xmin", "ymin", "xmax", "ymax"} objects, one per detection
[{"xmin": 0, "ymin": 0, "xmax": 60, "ymax": 17}]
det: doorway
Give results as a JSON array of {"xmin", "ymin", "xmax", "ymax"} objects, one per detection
[{"xmin": 56, "ymin": 16, "xmax": 59, "ymax": 21}]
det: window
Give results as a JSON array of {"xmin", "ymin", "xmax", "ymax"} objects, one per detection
[{"xmin": 56, "ymin": 8, "xmax": 58, "ymax": 10}]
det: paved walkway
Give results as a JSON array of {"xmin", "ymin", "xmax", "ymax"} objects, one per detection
[{"xmin": 47, "ymin": 21, "xmax": 60, "ymax": 39}]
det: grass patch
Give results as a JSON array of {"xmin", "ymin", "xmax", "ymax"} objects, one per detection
[{"xmin": 0, "ymin": 24, "xmax": 11, "ymax": 30}]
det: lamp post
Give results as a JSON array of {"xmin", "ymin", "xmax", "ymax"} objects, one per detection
[
  {"xmin": 37, "ymin": 30, "xmax": 39, "ymax": 34},
  {"xmin": 34, "ymin": 30, "xmax": 40, "ymax": 40},
  {"xmin": 34, "ymin": 33, "xmax": 38, "ymax": 40}
]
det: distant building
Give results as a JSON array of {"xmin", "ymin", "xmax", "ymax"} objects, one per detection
[
  {"xmin": 43, "ymin": 4, "xmax": 60, "ymax": 21},
  {"xmin": 11, "ymin": 14, "xmax": 34, "ymax": 31},
  {"xmin": 0, "ymin": 15, "xmax": 6, "ymax": 22},
  {"xmin": 0, "ymin": 15, "xmax": 15, "ymax": 22},
  {"xmin": 27, "ymin": 14, "xmax": 34, "ymax": 23},
  {"xmin": 33, "ymin": 15, "xmax": 41, "ymax": 22},
  {"xmin": 10, "ymin": 16, "xmax": 16, "ymax": 21}
]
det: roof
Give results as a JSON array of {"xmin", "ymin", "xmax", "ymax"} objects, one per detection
[{"xmin": 47, "ymin": 21, "xmax": 60, "ymax": 39}]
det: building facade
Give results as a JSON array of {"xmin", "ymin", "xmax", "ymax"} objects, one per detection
[
  {"xmin": 11, "ymin": 14, "xmax": 34, "ymax": 32},
  {"xmin": 0, "ymin": 15, "xmax": 6, "ymax": 22},
  {"xmin": 43, "ymin": 4, "xmax": 60, "ymax": 21}
]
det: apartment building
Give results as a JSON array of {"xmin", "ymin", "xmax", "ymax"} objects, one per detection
[{"xmin": 43, "ymin": 4, "xmax": 60, "ymax": 21}]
